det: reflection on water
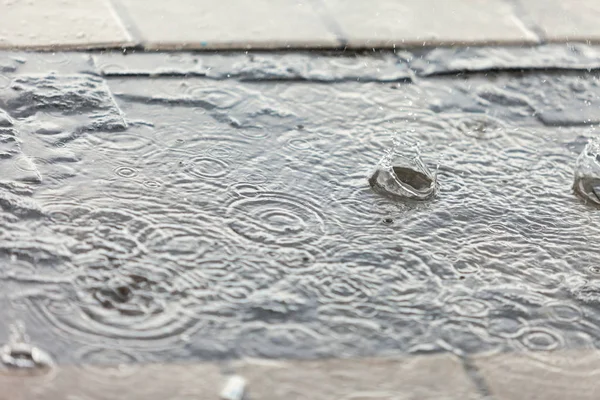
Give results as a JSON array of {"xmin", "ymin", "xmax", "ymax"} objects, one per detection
[{"xmin": 0, "ymin": 51, "xmax": 599, "ymax": 369}]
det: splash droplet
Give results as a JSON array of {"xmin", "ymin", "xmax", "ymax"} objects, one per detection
[
  {"xmin": 573, "ymin": 137, "xmax": 600, "ymax": 206},
  {"xmin": 369, "ymin": 141, "xmax": 437, "ymax": 200},
  {"xmin": 1, "ymin": 323, "xmax": 53, "ymax": 369}
]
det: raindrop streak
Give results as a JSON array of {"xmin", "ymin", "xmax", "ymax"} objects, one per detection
[
  {"xmin": 369, "ymin": 141, "xmax": 437, "ymax": 200},
  {"xmin": 573, "ymin": 137, "xmax": 600, "ymax": 206}
]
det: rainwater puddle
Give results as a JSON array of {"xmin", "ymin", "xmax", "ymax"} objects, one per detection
[{"xmin": 0, "ymin": 51, "xmax": 600, "ymax": 367}]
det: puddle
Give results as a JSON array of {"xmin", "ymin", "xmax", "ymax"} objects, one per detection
[{"xmin": 0, "ymin": 52, "xmax": 600, "ymax": 365}]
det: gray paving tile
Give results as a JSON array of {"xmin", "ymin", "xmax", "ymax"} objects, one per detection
[
  {"xmin": 0, "ymin": 0, "xmax": 133, "ymax": 50},
  {"xmin": 0, "ymin": 363, "xmax": 223, "ymax": 400},
  {"xmin": 410, "ymin": 44, "xmax": 600, "ymax": 76},
  {"xmin": 518, "ymin": 0, "xmax": 600, "ymax": 42},
  {"xmin": 234, "ymin": 355, "xmax": 483, "ymax": 400},
  {"xmin": 118, "ymin": 0, "xmax": 340, "ymax": 50},
  {"xmin": 93, "ymin": 51, "xmax": 411, "ymax": 81},
  {"xmin": 323, "ymin": 0, "xmax": 538, "ymax": 48},
  {"xmin": 473, "ymin": 351, "xmax": 600, "ymax": 400}
]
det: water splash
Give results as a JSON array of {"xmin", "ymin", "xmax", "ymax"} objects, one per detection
[
  {"xmin": 0, "ymin": 322, "xmax": 54, "ymax": 369},
  {"xmin": 573, "ymin": 137, "xmax": 600, "ymax": 206},
  {"xmin": 369, "ymin": 140, "xmax": 438, "ymax": 201}
]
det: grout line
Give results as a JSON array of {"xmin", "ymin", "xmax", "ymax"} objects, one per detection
[
  {"xmin": 106, "ymin": 0, "xmax": 144, "ymax": 47},
  {"xmin": 305, "ymin": 0, "xmax": 348, "ymax": 48},
  {"xmin": 461, "ymin": 356, "xmax": 497, "ymax": 400}
]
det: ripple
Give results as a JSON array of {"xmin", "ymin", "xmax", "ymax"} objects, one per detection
[
  {"xmin": 138, "ymin": 223, "xmax": 210, "ymax": 261},
  {"xmin": 115, "ymin": 166, "xmax": 138, "ymax": 178},
  {"xmin": 515, "ymin": 327, "xmax": 564, "ymax": 351},
  {"xmin": 546, "ymin": 302, "xmax": 583, "ymax": 322},
  {"xmin": 32, "ymin": 277, "xmax": 199, "ymax": 347},
  {"xmin": 286, "ymin": 138, "xmax": 313, "ymax": 151},
  {"xmin": 77, "ymin": 346, "xmax": 138, "ymax": 368},
  {"xmin": 455, "ymin": 115, "xmax": 504, "ymax": 140},
  {"xmin": 226, "ymin": 192, "xmax": 326, "ymax": 246},
  {"xmin": 267, "ymin": 246, "xmax": 322, "ymax": 274},
  {"xmin": 328, "ymin": 187, "xmax": 401, "ymax": 228},
  {"xmin": 449, "ymin": 296, "xmax": 490, "ymax": 318},
  {"xmin": 186, "ymin": 85, "xmax": 242, "ymax": 109},
  {"xmin": 303, "ymin": 266, "xmax": 381, "ymax": 304},
  {"xmin": 85, "ymin": 132, "xmax": 156, "ymax": 153},
  {"xmin": 452, "ymin": 259, "xmax": 481, "ymax": 275},
  {"xmin": 184, "ymin": 156, "xmax": 229, "ymax": 179},
  {"xmin": 102, "ymin": 179, "xmax": 145, "ymax": 200},
  {"xmin": 143, "ymin": 179, "xmax": 162, "ymax": 189}
]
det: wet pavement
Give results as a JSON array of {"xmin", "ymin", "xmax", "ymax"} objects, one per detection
[{"xmin": 1, "ymin": 46, "xmax": 600, "ymax": 396}]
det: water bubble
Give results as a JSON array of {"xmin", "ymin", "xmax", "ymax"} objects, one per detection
[
  {"xmin": 573, "ymin": 137, "xmax": 600, "ymax": 206},
  {"xmin": 368, "ymin": 141, "xmax": 437, "ymax": 201}
]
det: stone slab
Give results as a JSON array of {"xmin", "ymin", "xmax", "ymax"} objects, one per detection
[
  {"xmin": 473, "ymin": 351, "xmax": 600, "ymax": 400},
  {"xmin": 118, "ymin": 0, "xmax": 340, "ymax": 50},
  {"xmin": 518, "ymin": 0, "xmax": 600, "ymax": 43},
  {"xmin": 233, "ymin": 354, "xmax": 482, "ymax": 400},
  {"xmin": 0, "ymin": 0, "xmax": 133, "ymax": 50},
  {"xmin": 323, "ymin": 0, "xmax": 539, "ymax": 48},
  {"xmin": 0, "ymin": 363, "xmax": 223, "ymax": 400}
]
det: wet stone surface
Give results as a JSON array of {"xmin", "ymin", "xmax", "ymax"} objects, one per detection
[{"xmin": 1, "ymin": 50, "xmax": 600, "ymax": 365}]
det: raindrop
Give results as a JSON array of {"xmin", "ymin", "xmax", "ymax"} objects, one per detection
[{"xmin": 369, "ymin": 140, "xmax": 437, "ymax": 200}]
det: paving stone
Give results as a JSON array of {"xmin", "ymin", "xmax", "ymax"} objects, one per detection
[
  {"xmin": 473, "ymin": 351, "xmax": 600, "ymax": 400},
  {"xmin": 518, "ymin": 0, "xmax": 600, "ymax": 42},
  {"xmin": 323, "ymin": 0, "xmax": 538, "ymax": 48},
  {"xmin": 233, "ymin": 355, "xmax": 483, "ymax": 400},
  {"xmin": 410, "ymin": 44, "xmax": 600, "ymax": 76},
  {"xmin": 0, "ymin": 0, "xmax": 133, "ymax": 50},
  {"xmin": 118, "ymin": 0, "xmax": 340, "ymax": 50},
  {"xmin": 0, "ymin": 363, "xmax": 223, "ymax": 400},
  {"xmin": 93, "ymin": 51, "xmax": 411, "ymax": 81}
]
